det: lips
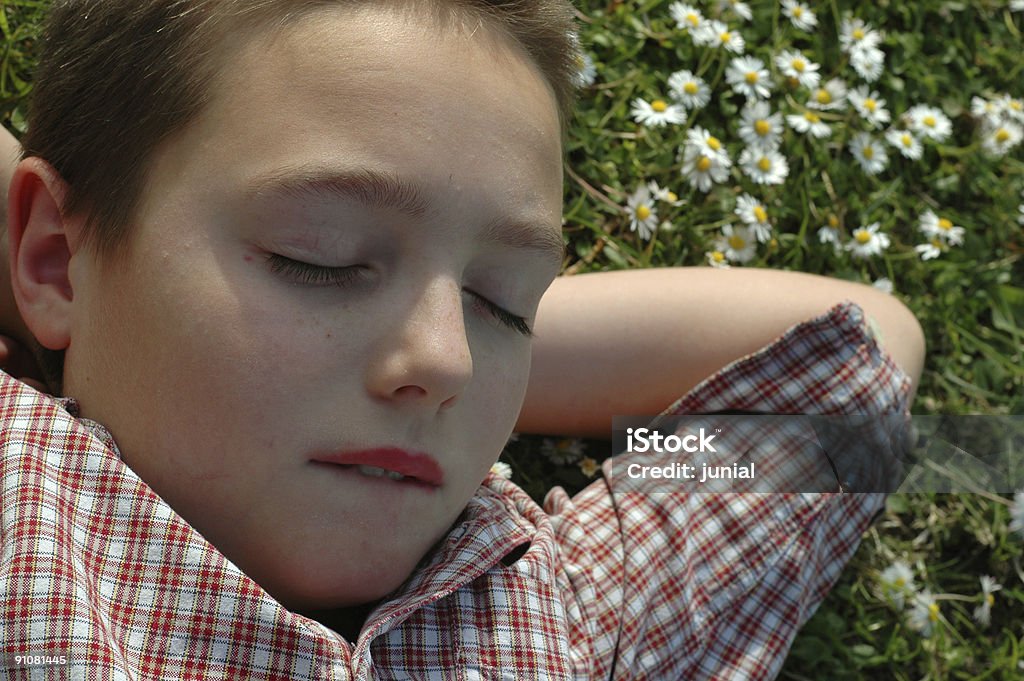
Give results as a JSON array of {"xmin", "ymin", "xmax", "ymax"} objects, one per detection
[{"xmin": 310, "ymin": 447, "xmax": 444, "ymax": 487}]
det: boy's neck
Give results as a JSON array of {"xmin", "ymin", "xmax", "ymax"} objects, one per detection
[{"xmin": 298, "ymin": 601, "xmax": 379, "ymax": 643}]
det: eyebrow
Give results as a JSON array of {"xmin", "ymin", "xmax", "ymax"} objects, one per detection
[{"xmin": 247, "ymin": 166, "xmax": 566, "ymax": 268}]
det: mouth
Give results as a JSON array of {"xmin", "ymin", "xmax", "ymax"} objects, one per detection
[{"xmin": 310, "ymin": 447, "xmax": 444, "ymax": 488}]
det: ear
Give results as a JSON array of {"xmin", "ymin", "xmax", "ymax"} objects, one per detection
[{"xmin": 6, "ymin": 157, "xmax": 82, "ymax": 351}]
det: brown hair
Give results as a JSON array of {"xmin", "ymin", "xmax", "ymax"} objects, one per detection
[{"xmin": 21, "ymin": 0, "xmax": 580, "ymax": 393}]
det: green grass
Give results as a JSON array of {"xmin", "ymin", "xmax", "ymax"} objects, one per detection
[{"xmin": 3, "ymin": 0, "xmax": 1023, "ymax": 677}]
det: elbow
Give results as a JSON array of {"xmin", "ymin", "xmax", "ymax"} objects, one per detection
[{"xmin": 863, "ymin": 292, "xmax": 926, "ymax": 405}]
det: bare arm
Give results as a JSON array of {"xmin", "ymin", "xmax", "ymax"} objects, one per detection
[{"xmin": 517, "ymin": 268, "xmax": 925, "ymax": 438}]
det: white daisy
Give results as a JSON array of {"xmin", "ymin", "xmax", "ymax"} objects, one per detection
[
  {"xmin": 885, "ymin": 128, "xmax": 923, "ymax": 160},
  {"xmin": 1018, "ymin": 202, "xmax": 1024, "ymax": 227},
  {"xmin": 540, "ymin": 437, "xmax": 585, "ymax": 465},
  {"xmin": 807, "ymin": 78, "xmax": 848, "ymax": 111},
  {"xmin": 738, "ymin": 101, "xmax": 784, "ymax": 150},
  {"xmin": 734, "ymin": 193, "xmax": 773, "ymax": 243},
  {"xmin": 686, "ymin": 126, "xmax": 731, "ymax": 162},
  {"xmin": 980, "ymin": 121, "xmax": 1023, "ymax": 157},
  {"xmin": 715, "ymin": 223, "xmax": 757, "ymax": 263},
  {"xmin": 718, "ymin": 0, "xmax": 753, "ymax": 21},
  {"xmin": 845, "ymin": 222, "xmax": 890, "ymax": 258},
  {"xmin": 919, "ymin": 210, "xmax": 965, "ymax": 245},
  {"xmin": 681, "ymin": 143, "xmax": 732, "ymax": 193},
  {"xmin": 972, "ymin": 576, "xmax": 1002, "ymax": 627},
  {"xmin": 669, "ymin": 2, "xmax": 705, "ymax": 31},
  {"xmin": 726, "ymin": 55, "xmax": 771, "ymax": 99},
  {"xmin": 872, "ymin": 277, "xmax": 894, "ymax": 294},
  {"xmin": 996, "ymin": 93, "xmax": 1024, "ymax": 124},
  {"xmin": 668, "ymin": 69, "xmax": 712, "ymax": 109},
  {"xmin": 781, "ymin": 0, "xmax": 818, "ymax": 31},
  {"xmin": 1010, "ymin": 489, "xmax": 1024, "ymax": 537},
  {"xmin": 774, "ymin": 49, "xmax": 821, "ymax": 90},
  {"xmin": 849, "ymin": 86, "xmax": 891, "ymax": 128},
  {"xmin": 1013, "ymin": 0, "xmax": 1024, "ymax": 11},
  {"xmin": 839, "ymin": 18, "xmax": 883, "ymax": 54},
  {"xmin": 630, "ymin": 97, "xmax": 688, "ymax": 127},
  {"xmin": 647, "ymin": 180, "xmax": 684, "ymax": 206},
  {"xmin": 571, "ymin": 51, "xmax": 597, "ymax": 89},
  {"xmin": 849, "ymin": 132, "xmax": 888, "ymax": 175},
  {"xmin": 706, "ymin": 249, "xmax": 731, "ymax": 268},
  {"xmin": 738, "ymin": 146, "xmax": 789, "ymax": 185},
  {"xmin": 578, "ymin": 456, "xmax": 600, "ymax": 478},
  {"xmin": 787, "ymin": 110, "xmax": 832, "ymax": 138},
  {"xmin": 878, "ymin": 561, "xmax": 917, "ymax": 609},
  {"xmin": 971, "ymin": 95, "xmax": 1003, "ymax": 126},
  {"xmin": 915, "ymin": 238, "xmax": 944, "ymax": 261},
  {"xmin": 906, "ymin": 590, "xmax": 940, "ymax": 637},
  {"xmin": 817, "ymin": 225, "xmax": 841, "ymax": 249},
  {"xmin": 694, "ymin": 19, "xmax": 746, "ymax": 53},
  {"xmin": 625, "ymin": 184, "xmax": 660, "ymax": 240},
  {"xmin": 490, "ymin": 461, "xmax": 513, "ymax": 479},
  {"xmin": 905, "ymin": 104, "xmax": 953, "ymax": 142},
  {"xmin": 850, "ymin": 45, "xmax": 885, "ymax": 83}
]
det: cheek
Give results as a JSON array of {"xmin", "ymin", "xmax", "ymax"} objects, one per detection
[{"xmin": 470, "ymin": 342, "xmax": 532, "ymax": 432}]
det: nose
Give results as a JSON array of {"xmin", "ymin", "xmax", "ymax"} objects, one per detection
[{"xmin": 365, "ymin": 276, "xmax": 473, "ymax": 410}]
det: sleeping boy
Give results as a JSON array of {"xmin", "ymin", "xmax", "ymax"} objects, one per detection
[{"xmin": 0, "ymin": 0, "xmax": 924, "ymax": 678}]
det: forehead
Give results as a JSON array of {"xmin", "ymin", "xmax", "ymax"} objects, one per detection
[{"xmin": 140, "ymin": 3, "xmax": 564, "ymax": 236}]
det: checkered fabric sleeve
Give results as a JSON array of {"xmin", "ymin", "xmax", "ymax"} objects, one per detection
[{"xmin": 542, "ymin": 300, "xmax": 913, "ymax": 680}]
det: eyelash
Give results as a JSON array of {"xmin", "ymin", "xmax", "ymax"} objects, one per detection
[{"xmin": 266, "ymin": 254, "xmax": 533, "ymax": 337}]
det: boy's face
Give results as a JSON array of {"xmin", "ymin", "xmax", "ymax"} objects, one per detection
[{"xmin": 63, "ymin": 6, "xmax": 563, "ymax": 609}]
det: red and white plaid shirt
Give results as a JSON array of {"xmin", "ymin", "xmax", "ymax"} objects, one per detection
[{"xmin": 1, "ymin": 302, "xmax": 911, "ymax": 680}]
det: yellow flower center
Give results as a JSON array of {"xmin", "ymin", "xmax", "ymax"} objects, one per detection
[
  {"xmin": 768, "ymin": 237, "xmax": 778, "ymax": 249},
  {"xmin": 684, "ymin": 82, "xmax": 699, "ymax": 95},
  {"xmin": 923, "ymin": 115, "xmax": 936, "ymax": 128},
  {"xmin": 816, "ymin": 89, "xmax": 832, "ymax": 105},
  {"xmin": 894, "ymin": 578, "xmax": 905, "ymax": 588},
  {"xmin": 793, "ymin": 7, "xmax": 804, "ymax": 17},
  {"xmin": 1011, "ymin": 100, "xmax": 1022, "ymax": 111},
  {"xmin": 937, "ymin": 218, "xmax": 953, "ymax": 230},
  {"xmin": 697, "ymin": 156, "xmax": 712, "ymax": 172},
  {"xmin": 855, "ymin": 230, "xmax": 871, "ymax": 244},
  {"xmin": 666, "ymin": 191, "xmax": 678, "ymax": 202},
  {"xmin": 753, "ymin": 206, "xmax": 768, "ymax": 222},
  {"xmin": 720, "ymin": 31, "xmax": 732, "ymax": 43},
  {"xmin": 728, "ymin": 235, "xmax": 746, "ymax": 250},
  {"xmin": 853, "ymin": 28, "xmax": 865, "ymax": 40},
  {"xmin": 828, "ymin": 214, "xmax": 839, "ymax": 228},
  {"xmin": 805, "ymin": 111, "xmax": 821, "ymax": 123},
  {"xmin": 862, "ymin": 145, "xmax": 874, "ymax": 159},
  {"xmin": 711, "ymin": 250, "xmax": 725, "ymax": 262},
  {"xmin": 995, "ymin": 128, "xmax": 1010, "ymax": 143},
  {"xmin": 687, "ymin": 13, "xmax": 700, "ymax": 27},
  {"xmin": 865, "ymin": 98, "xmax": 877, "ymax": 112},
  {"xmin": 636, "ymin": 205, "xmax": 652, "ymax": 220},
  {"xmin": 652, "ymin": 100, "xmax": 668, "ymax": 112},
  {"xmin": 745, "ymin": 71, "xmax": 759, "ymax": 84},
  {"xmin": 901, "ymin": 134, "xmax": 912, "ymax": 147},
  {"xmin": 927, "ymin": 603, "xmax": 940, "ymax": 622},
  {"xmin": 707, "ymin": 136, "xmax": 722, "ymax": 150},
  {"xmin": 792, "ymin": 58, "xmax": 806, "ymax": 72},
  {"xmin": 986, "ymin": 594, "xmax": 995, "ymax": 607},
  {"xmin": 755, "ymin": 120, "xmax": 771, "ymax": 136},
  {"xmin": 930, "ymin": 237, "xmax": 943, "ymax": 249},
  {"xmin": 757, "ymin": 157, "xmax": 772, "ymax": 172}
]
